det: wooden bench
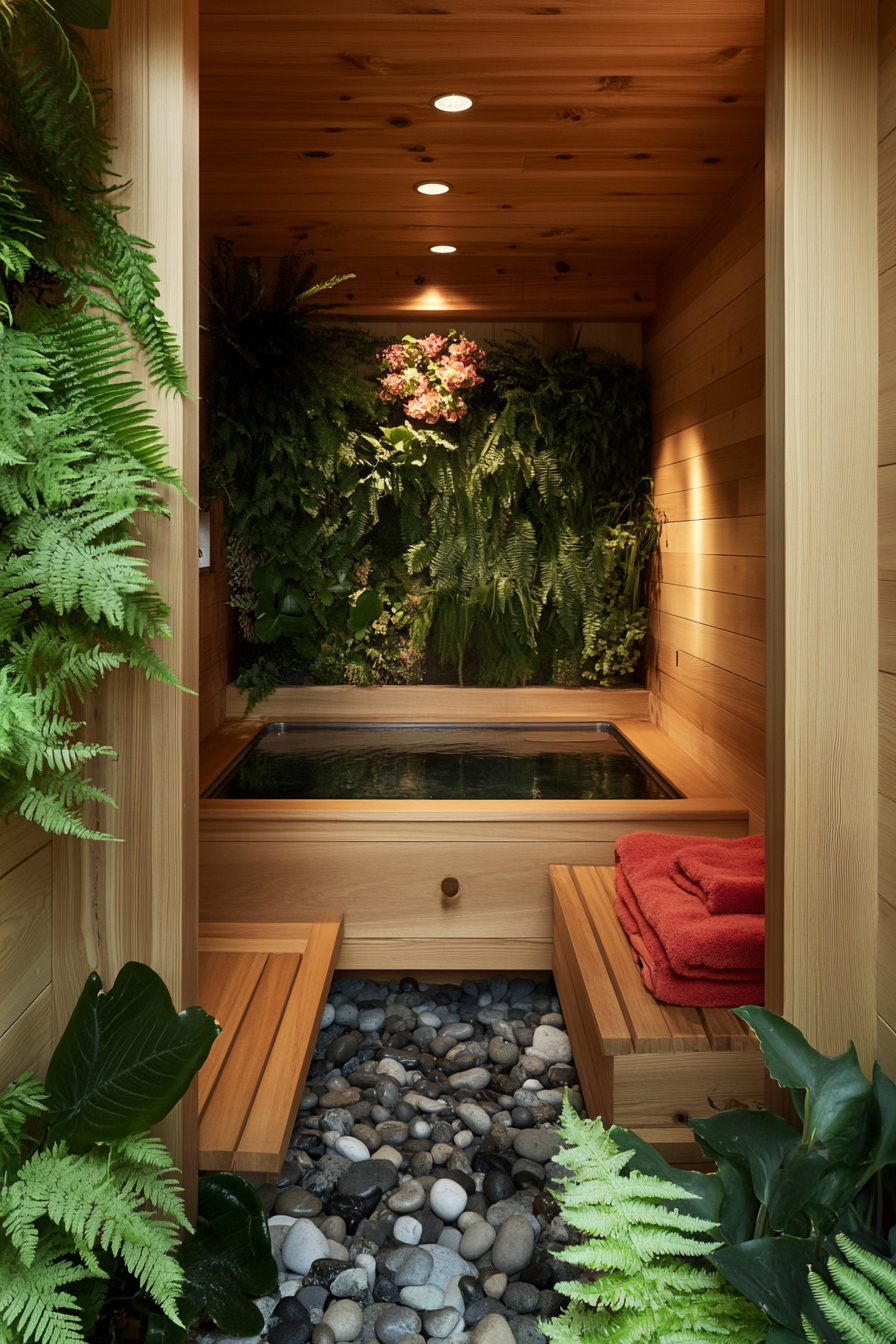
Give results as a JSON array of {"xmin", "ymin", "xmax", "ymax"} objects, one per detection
[
  {"xmin": 551, "ymin": 865, "xmax": 764, "ymax": 1164},
  {"xmin": 197, "ymin": 917, "xmax": 343, "ymax": 1179}
]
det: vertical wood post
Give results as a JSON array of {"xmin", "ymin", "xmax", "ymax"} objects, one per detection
[
  {"xmin": 766, "ymin": 0, "xmax": 879, "ymax": 1067},
  {"xmin": 52, "ymin": 0, "xmax": 200, "ymax": 1181}
]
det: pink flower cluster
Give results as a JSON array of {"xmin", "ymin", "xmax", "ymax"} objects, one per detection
[{"xmin": 376, "ymin": 332, "xmax": 486, "ymax": 424}]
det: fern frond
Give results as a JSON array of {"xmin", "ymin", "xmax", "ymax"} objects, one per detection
[
  {"xmin": 0, "ymin": 1232, "xmax": 93, "ymax": 1344},
  {"xmin": 543, "ymin": 1098, "xmax": 766, "ymax": 1344},
  {"xmin": 0, "ymin": 1073, "xmax": 47, "ymax": 1172},
  {"xmin": 807, "ymin": 1235, "xmax": 896, "ymax": 1344}
]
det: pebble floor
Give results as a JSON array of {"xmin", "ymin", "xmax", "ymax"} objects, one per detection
[{"xmin": 198, "ymin": 974, "xmax": 584, "ymax": 1344}]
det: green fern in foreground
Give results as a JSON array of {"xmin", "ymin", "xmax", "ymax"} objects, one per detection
[
  {"xmin": 803, "ymin": 1234, "xmax": 896, "ymax": 1343},
  {"xmin": 0, "ymin": 1074, "xmax": 189, "ymax": 1344},
  {"xmin": 543, "ymin": 1099, "xmax": 768, "ymax": 1343}
]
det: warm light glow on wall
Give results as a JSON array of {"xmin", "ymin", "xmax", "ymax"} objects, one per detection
[
  {"xmin": 415, "ymin": 181, "xmax": 451, "ymax": 196},
  {"xmin": 430, "ymin": 245, "xmax": 457, "ymax": 253},
  {"xmin": 432, "ymin": 94, "xmax": 473, "ymax": 113}
]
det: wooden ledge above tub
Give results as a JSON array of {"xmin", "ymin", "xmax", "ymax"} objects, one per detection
[{"xmin": 223, "ymin": 681, "xmax": 651, "ymax": 723}]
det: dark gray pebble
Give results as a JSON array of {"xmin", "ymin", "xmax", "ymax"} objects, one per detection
[
  {"xmin": 268, "ymin": 1323, "xmax": 311, "ymax": 1344},
  {"xmin": 375, "ymin": 1304, "xmax": 422, "ymax": 1344},
  {"xmin": 464, "ymin": 1299, "xmax": 517, "ymax": 1325},
  {"xmin": 337, "ymin": 1159, "xmax": 399, "ymax": 1197}
]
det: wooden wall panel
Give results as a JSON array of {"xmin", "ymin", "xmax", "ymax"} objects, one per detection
[
  {"xmin": 766, "ymin": 0, "xmax": 878, "ymax": 1067},
  {"xmin": 0, "ymin": 818, "xmax": 53, "ymax": 1082},
  {"xmin": 644, "ymin": 161, "xmax": 766, "ymax": 834},
  {"xmin": 52, "ymin": 0, "xmax": 200, "ymax": 1181}
]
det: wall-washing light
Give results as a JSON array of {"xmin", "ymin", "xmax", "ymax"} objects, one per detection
[
  {"xmin": 433, "ymin": 93, "xmax": 473, "ymax": 113},
  {"xmin": 430, "ymin": 244, "xmax": 457, "ymax": 253},
  {"xmin": 416, "ymin": 181, "xmax": 451, "ymax": 195}
]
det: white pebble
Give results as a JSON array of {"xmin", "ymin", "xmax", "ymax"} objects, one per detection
[
  {"xmin": 522, "ymin": 1079, "xmax": 541, "ymax": 1091},
  {"xmin": 320, "ymin": 1003, "xmax": 336, "ymax": 1028},
  {"xmin": 454, "ymin": 1130, "xmax": 474, "ymax": 1149},
  {"xmin": 333, "ymin": 1135, "xmax": 371, "ymax": 1163},
  {"xmin": 409, "ymin": 1118, "xmax": 432, "ymax": 1140},
  {"xmin": 393, "ymin": 1215, "xmax": 424, "ymax": 1245},
  {"xmin": 529, "ymin": 1024, "xmax": 572, "ymax": 1065},
  {"xmin": 321, "ymin": 1299, "xmax": 363, "ymax": 1343},
  {"xmin": 431, "ymin": 1143, "xmax": 453, "ymax": 1166},
  {"xmin": 429, "ymin": 1177, "xmax": 468, "ymax": 1222},
  {"xmin": 355, "ymin": 1251, "xmax": 376, "ymax": 1290},
  {"xmin": 282, "ymin": 1219, "xmax": 329, "ymax": 1275}
]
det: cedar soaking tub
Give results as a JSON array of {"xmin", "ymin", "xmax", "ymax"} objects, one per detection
[{"xmin": 198, "ymin": 686, "xmax": 749, "ymax": 976}]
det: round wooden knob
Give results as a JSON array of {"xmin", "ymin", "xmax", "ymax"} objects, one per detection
[{"xmin": 441, "ymin": 877, "xmax": 460, "ymax": 898}]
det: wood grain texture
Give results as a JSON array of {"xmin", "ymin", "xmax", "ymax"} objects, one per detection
[
  {"xmin": 198, "ymin": 1, "xmax": 764, "ymax": 318},
  {"xmin": 236, "ymin": 918, "xmax": 342, "ymax": 1173},
  {"xmin": 644, "ymin": 159, "xmax": 765, "ymax": 830},
  {"xmin": 885, "ymin": 8, "xmax": 896, "ymax": 1062},
  {"xmin": 0, "ymin": 987, "xmax": 52, "ymax": 1085},
  {"xmin": 224, "ymin": 683, "xmax": 650, "ymax": 722},
  {"xmin": 54, "ymin": 0, "xmax": 200, "ymax": 1183},
  {"xmin": 0, "ymin": 820, "xmax": 53, "ymax": 1078},
  {"xmin": 0, "ymin": 849, "xmax": 52, "ymax": 1036},
  {"xmin": 765, "ymin": 0, "xmax": 878, "ymax": 1066},
  {"xmin": 199, "ymin": 502, "xmax": 235, "ymax": 741}
]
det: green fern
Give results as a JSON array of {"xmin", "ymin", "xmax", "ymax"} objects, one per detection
[
  {"xmin": 543, "ymin": 1098, "xmax": 768, "ymax": 1343},
  {"xmin": 0, "ymin": 1073, "xmax": 45, "ymax": 1174},
  {"xmin": 0, "ymin": 4, "xmax": 189, "ymax": 838},
  {"xmin": 0, "ymin": 1131, "xmax": 189, "ymax": 1344},
  {"xmin": 803, "ymin": 1235, "xmax": 896, "ymax": 1343}
]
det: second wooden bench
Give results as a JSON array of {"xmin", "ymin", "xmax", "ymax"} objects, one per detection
[{"xmin": 551, "ymin": 865, "xmax": 764, "ymax": 1164}]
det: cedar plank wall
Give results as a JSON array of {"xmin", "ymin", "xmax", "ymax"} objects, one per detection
[
  {"xmin": 0, "ymin": 818, "xmax": 53, "ymax": 1082},
  {"xmin": 879, "ymin": 0, "xmax": 896, "ymax": 1075},
  {"xmin": 643, "ymin": 162, "xmax": 766, "ymax": 831},
  {"xmin": 200, "ymin": 498, "xmax": 235, "ymax": 740}
]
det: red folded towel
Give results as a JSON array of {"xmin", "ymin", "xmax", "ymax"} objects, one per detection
[
  {"xmin": 615, "ymin": 858, "xmax": 764, "ymax": 1007},
  {"xmin": 615, "ymin": 831, "xmax": 765, "ymax": 974},
  {"xmin": 670, "ymin": 834, "xmax": 765, "ymax": 915}
]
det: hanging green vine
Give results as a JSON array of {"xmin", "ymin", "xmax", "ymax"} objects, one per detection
[
  {"xmin": 0, "ymin": 0, "xmax": 188, "ymax": 838},
  {"xmin": 204, "ymin": 245, "xmax": 658, "ymax": 699}
]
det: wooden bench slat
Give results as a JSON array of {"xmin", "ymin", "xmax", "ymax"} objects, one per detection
[
  {"xmin": 660, "ymin": 1003, "xmax": 712, "ymax": 1052},
  {"xmin": 198, "ymin": 951, "xmax": 268, "ymax": 1113},
  {"xmin": 552, "ymin": 914, "xmax": 615, "ymax": 1119},
  {"xmin": 550, "ymin": 865, "xmax": 632, "ymax": 1056},
  {"xmin": 235, "ymin": 918, "xmax": 343, "ymax": 1174},
  {"xmin": 699, "ymin": 1006, "xmax": 755, "ymax": 1051},
  {"xmin": 199, "ymin": 921, "xmax": 314, "ymax": 953},
  {"xmin": 573, "ymin": 866, "xmax": 674, "ymax": 1054},
  {"xmin": 199, "ymin": 953, "xmax": 301, "ymax": 1170}
]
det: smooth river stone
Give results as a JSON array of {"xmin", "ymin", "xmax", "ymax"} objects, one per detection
[
  {"xmin": 393, "ymin": 1215, "xmax": 424, "ymax": 1245},
  {"xmin": 455, "ymin": 1103, "xmax": 492, "ymax": 1136},
  {"xmin": 399, "ymin": 1285, "xmax": 444, "ymax": 1311},
  {"xmin": 458, "ymin": 1220, "xmax": 497, "ymax": 1261},
  {"xmin": 321, "ymin": 1300, "xmax": 363, "ymax": 1343},
  {"xmin": 376, "ymin": 1058, "xmax": 409, "ymax": 1086},
  {"xmin": 375, "ymin": 1306, "xmax": 422, "ymax": 1344},
  {"xmin": 334, "ymin": 1136, "xmax": 372, "ymax": 1163},
  {"xmin": 403, "ymin": 1092, "xmax": 449, "ymax": 1114},
  {"xmin": 512, "ymin": 1129, "xmax": 563, "ymax": 1163},
  {"xmin": 471, "ymin": 1315, "xmax": 516, "ymax": 1344},
  {"xmin": 418, "ymin": 1244, "xmax": 476, "ymax": 1289},
  {"xmin": 422, "ymin": 1306, "xmax": 462, "ymax": 1340},
  {"xmin": 491, "ymin": 1214, "xmax": 535, "ymax": 1275},
  {"xmin": 429, "ymin": 1178, "xmax": 468, "ymax": 1223},
  {"xmin": 388, "ymin": 1180, "xmax": 426, "ymax": 1214},
  {"xmin": 527, "ymin": 1026, "xmax": 572, "ymax": 1066},
  {"xmin": 444, "ymin": 1068, "xmax": 491, "ymax": 1092},
  {"xmin": 282, "ymin": 1219, "xmax": 330, "ymax": 1275}
]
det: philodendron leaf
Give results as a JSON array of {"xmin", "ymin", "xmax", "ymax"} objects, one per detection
[
  {"xmin": 690, "ymin": 1108, "xmax": 801, "ymax": 1208},
  {"xmin": 712, "ymin": 1236, "xmax": 818, "ymax": 1333},
  {"xmin": 181, "ymin": 1173, "xmax": 277, "ymax": 1335},
  {"xmin": 713, "ymin": 1154, "xmax": 761, "ymax": 1245},
  {"xmin": 45, "ymin": 962, "xmax": 220, "ymax": 1148},
  {"xmin": 735, "ymin": 1007, "xmax": 879, "ymax": 1164},
  {"xmin": 766, "ymin": 1146, "xmax": 830, "ymax": 1232},
  {"xmin": 50, "ymin": 0, "xmax": 111, "ymax": 27},
  {"xmin": 869, "ymin": 1063, "xmax": 896, "ymax": 1172},
  {"xmin": 765, "ymin": 1329, "xmax": 807, "ymax": 1344}
]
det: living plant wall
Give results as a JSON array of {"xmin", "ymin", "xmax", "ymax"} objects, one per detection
[
  {"xmin": 205, "ymin": 244, "xmax": 657, "ymax": 703},
  {"xmin": 0, "ymin": 0, "xmax": 187, "ymax": 836}
]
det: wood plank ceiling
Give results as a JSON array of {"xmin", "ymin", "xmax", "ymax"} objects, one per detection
[{"xmin": 199, "ymin": 1, "xmax": 765, "ymax": 319}]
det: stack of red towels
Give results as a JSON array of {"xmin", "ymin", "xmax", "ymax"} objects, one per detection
[{"xmin": 614, "ymin": 831, "xmax": 765, "ymax": 1007}]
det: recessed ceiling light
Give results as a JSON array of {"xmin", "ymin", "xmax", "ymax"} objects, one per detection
[
  {"xmin": 430, "ymin": 244, "xmax": 457, "ymax": 253},
  {"xmin": 416, "ymin": 181, "xmax": 451, "ymax": 195},
  {"xmin": 433, "ymin": 94, "xmax": 473, "ymax": 113}
]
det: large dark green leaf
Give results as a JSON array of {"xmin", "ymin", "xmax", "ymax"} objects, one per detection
[
  {"xmin": 765, "ymin": 1329, "xmax": 808, "ymax": 1344},
  {"xmin": 182, "ymin": 1174, "xmax": 277, "ymax": 1334},
  {"xmin": 712, "ymin": 1236, "xmax": 818, "ymax": 1332},
  {"xmin": 691, "ymin": 1109, "xmax": 801, "ymax": 1208},
  {"xmin": 50, "ymin": 0, "xmax": 111, "ymax": 27},
  {"xmin": 45, "ymin": 962, "xmax": 220, "ymax": 1147},
  {"xmin": 766, "ymin": 1147, "xmax": 830, "ymax": 1231},
  {"xmin": 347, "ymin": 588, "xmax": 383, "ymax": 636},
  {"xmin": 735, "ymin": 1007, "xmax": 879, "ymax": 1163},
  {"xmin": 870, "ymin": 1063, "xmax": 896, "ymax": 1172},
  {"xmin": 713, "ymin": 1154, "xmax": 761, "ymax": 1245},
  {"xmin": 609, "ymin": 1123, "xmax": 723, "ymax": 1225}
]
